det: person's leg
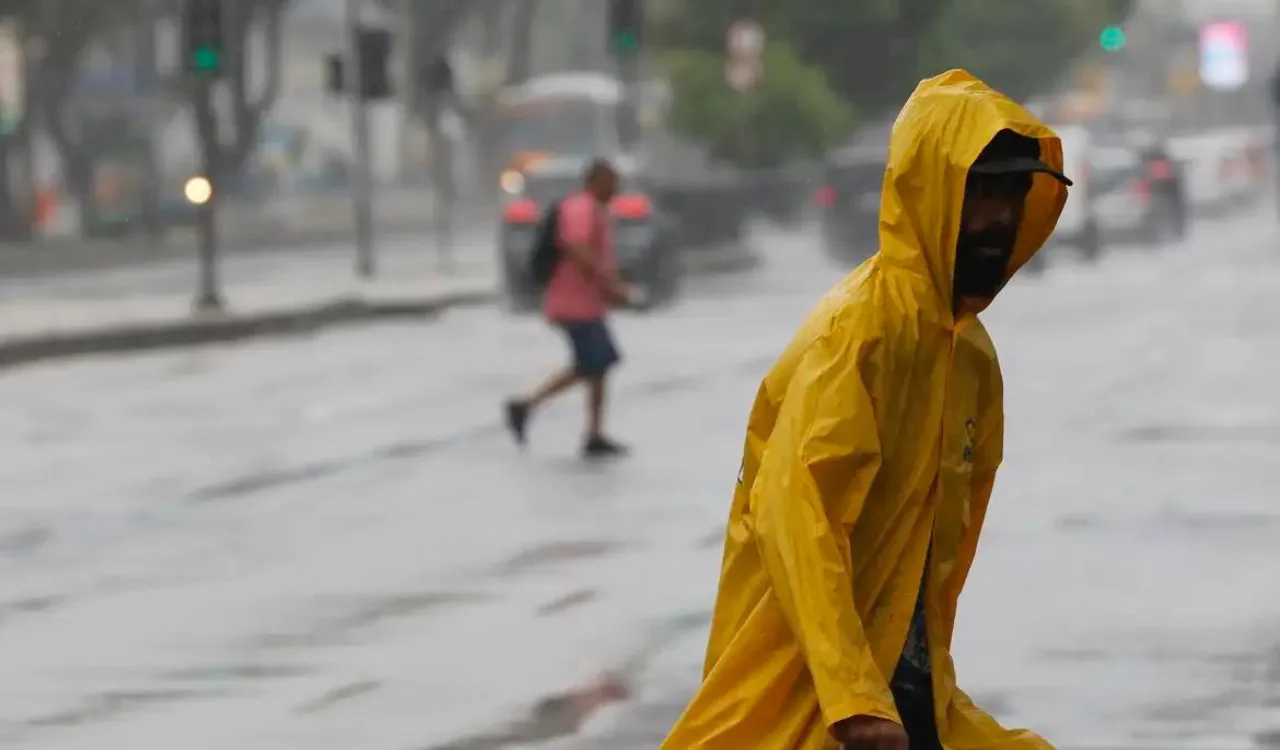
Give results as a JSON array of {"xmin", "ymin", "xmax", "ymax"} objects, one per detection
[
  {"xmin": 504, "ymin": 324, "xmax": 586, "ymax": 445},
  {"xmin": 577, "ymin": 319, "xmax": 626, "ymax": 457},
  {"xmin": 585, "ymin": 375, "xmax": 606, "ymax": 438},
  {"xmin": 528, "ymin": 368, "xmax": 579, "ymax": 407}
]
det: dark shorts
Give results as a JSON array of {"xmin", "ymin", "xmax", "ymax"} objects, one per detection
[{"xmin": 559, "ymin": 318, "xmax": 620, "ymax": 378}]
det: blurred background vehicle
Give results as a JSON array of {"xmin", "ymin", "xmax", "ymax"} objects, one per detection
[
  {"xmin": 814, "ymin": 142, "xmax": 884, "ymax": 265},
  {"xmin": 1025, "ymin": 123, "xmax": 1102, "ymax": 272},
  {"xmin": 812, "ymin": 122, "xmax": 894, "ymax": 265},
  {"xmin": 1090, "ymin": 142, "xmax": 1184, "ymax": 244},
  {"xmin": 1129, "ymin": 130, "xmax": 1189, "ymax": 237},
  {"xmin": 1168, "ymin": 128, "xmax": 1269, "ymax": 216},
  {"xmin": 1045, "ymin": 124, "xmax": 1103, "ymax": 260},
  {"xmin": 498, "ymin": 156, "xmax": 681, "ymax": 311}
]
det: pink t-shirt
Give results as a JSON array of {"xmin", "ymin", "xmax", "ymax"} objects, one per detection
[{"xmin": 543, "ymin": 191, "xmax": 616, "ymax": 322}]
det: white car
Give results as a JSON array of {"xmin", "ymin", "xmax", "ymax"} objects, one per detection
[
  {"xmin": 1089, "ymin": 144, "xmax": 1182, "ymax": 245},
  {"xmin": 1050, "ymin": 124, "xmax": 1102, "ymax": 259},
  {"xmin": 1025, "ymin": 124, "xmax": 1101, "ymax": 271},
  {"xmin": 1167, "ymin": 128, "xmax": 1266, "ymax": 215}
]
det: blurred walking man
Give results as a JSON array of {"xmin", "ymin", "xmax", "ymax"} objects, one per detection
[
  {"xmin": 660, "ymin": 71, "xmax": 1073, "ymax": 750},
  {"xmin": 505, "ymin": 159, "xmax": 631, "ymax": 458}
]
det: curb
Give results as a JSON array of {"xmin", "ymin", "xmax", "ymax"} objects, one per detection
[
  {"xmin": 0, "ymin": 288, "xmax": 496, "ymax": 371},
  {"xmin": 0, "ymin": 243, "xmax": 761, "ymax": 372}
]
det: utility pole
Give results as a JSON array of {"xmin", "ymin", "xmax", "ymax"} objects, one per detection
[
  {"xmin": 346, "ymin": 0, "xmax": 376, "ymax": 278},
  {"xmin": 182, "ymin": 0, "xmax": 228, "ymax": 312},
  {"xmin": 192, "ymin": 80, "xmax": 221, "ymax": 311},
  {"xmin": 608, "ymin": 0, "xmax": 643, "ymax": 152}
]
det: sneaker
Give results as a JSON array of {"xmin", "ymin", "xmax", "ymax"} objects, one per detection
[
  {"xmin": 505, "ymin": 400, "xmax": 530, "ymax": 445},
  {"xmin": 583, "ymin": 435, "xmax": 628, "ymax": 459}
]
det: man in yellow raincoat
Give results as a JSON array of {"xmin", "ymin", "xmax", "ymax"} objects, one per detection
[{"xmin": 660, "ymin": 70, "xmax": 1072, "ymax": 750}]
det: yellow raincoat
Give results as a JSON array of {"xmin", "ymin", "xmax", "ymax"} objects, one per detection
[{"xmin": 660, "ymin": 70, "xmax": 1068, "ymax": 750}]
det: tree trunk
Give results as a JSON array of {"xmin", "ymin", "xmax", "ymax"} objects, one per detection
[{"xmin": 0, "ymin": 139, "xmax": 22, "ymax": 239}]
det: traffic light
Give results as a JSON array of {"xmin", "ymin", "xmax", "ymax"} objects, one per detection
[
  {"xmin": 608, "ymin": 0, "xmax": 642, "ymax": 57},
  {"xmin": 358, "ymin": 28, "xmax": 392, "ymax": 98},
  {"xmin": 323, "ymin": 28, "xmax": 393, "ymax": 99},
  {"xmin": 182, "ymin": 0, "xmax": 225, "ymax": 75},
  {"xmin": 1099, "ymin": 25, "xmax": 1126, "ymax": 52},
  {"xmin": 422, "ymin": 57, "xmax": 454, "ymax": 96}
]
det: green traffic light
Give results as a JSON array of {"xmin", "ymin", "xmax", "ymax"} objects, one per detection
[
  {"xmin": 193, "ymin": 47, "xmax": 220, "ymax": 70},
  {"xmin": 612, "ymin": 29, "xmax": 638, "ymax": 54},
  {"xmin": 1099, "ymin": 25, "xmax": 1125, "ymax": 51}
]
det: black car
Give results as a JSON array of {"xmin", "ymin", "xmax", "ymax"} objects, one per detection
[
  {"xmin": 499, "ymin": 158, "xmax": 681, "ymax": 312},
  {"xmin": 815, "ymin": 143, "xmax": 886, "ymax": 264}
]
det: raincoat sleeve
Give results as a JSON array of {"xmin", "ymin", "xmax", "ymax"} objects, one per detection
[{"xmin": 749, "ymin": 331, "xmax": 897, "ymax": 729}]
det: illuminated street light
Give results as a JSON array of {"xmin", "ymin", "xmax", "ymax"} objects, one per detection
[{"xmin": 184, "ymin": 175, "xmax": 212, "ymax": 205}]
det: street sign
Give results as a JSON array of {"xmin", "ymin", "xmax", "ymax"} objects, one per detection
[
  {"xmin": 1199, "ymin": 20, "xmax": 1248, "ymax": 91},
  {"xmin": 727, "ymin": 19, "xmax": 764, "ymax": 57},
  {"xmin": 726, "ymin": 19, "xmax": 764, "ymax": 92},
  {"xmin": 726, "ymin": 60, "xmax": 761, "ymax": 92}
]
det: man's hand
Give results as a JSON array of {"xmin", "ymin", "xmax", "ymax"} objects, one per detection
[
  {"xmin": 831, "ymin": 715, "xmax": 909, "ymax": 750},
  {"xmin": 604, "ymin": 279, "xmax": 636, "ymax": 305}
]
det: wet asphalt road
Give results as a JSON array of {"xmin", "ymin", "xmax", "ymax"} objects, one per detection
[{"xmin": 2, "ymin": 216, "xmax": 1280, "ymax": 749}]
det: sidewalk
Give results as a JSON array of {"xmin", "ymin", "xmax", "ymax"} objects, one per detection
[
  {"xmin": 0, "ymin": 238, "xmax": 761, "ymax": 371},
  {"xmin": 0, "ymin": 256, "xmax": 497, "ymax": 370}
]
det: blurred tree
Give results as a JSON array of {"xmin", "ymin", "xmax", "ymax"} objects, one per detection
[
  {"xmin": 653, "ymin": 0, "xmax": 951, "ymax": 120},
  {"xmin": 918, "ymin": 0, "xmax": 1137, "ymax": 102},
  {"xmin": 0, "ymin": 1, "xmax": 142, "ymax": 237},
  {"xmin": 654, "ymin": 0, "xmax": 1136, "ymax": 123},
  {"xmin": 662, "ymin": 43, "xmax": 853, "ymax": 168},
  {"xmin": 33, "ymin": 1, "xmax": 168, "ymax": 234}
]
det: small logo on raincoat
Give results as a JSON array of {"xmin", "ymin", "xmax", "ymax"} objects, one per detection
[{"xmin": 963, "ymin": 417, "xmax": 977, "ymax": 463}]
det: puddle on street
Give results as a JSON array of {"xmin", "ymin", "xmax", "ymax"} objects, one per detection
[
  {"xmin": 251, "ymin": 590, "xmax": 484, "ymax": 650},
  {"xmin": 497, "ymin": 540, "xmax": 621, "ymax": 575},
  {"xmin": 2, "ymin": 687, "xmax": 226, "ymax": 742},
  {"xmin": 161, "ymin": 662, "xmax": 312, "ymax": 682}
]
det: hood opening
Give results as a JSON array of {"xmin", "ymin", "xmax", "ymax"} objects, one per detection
[{"xmin": 876, "ymin": 70, "xmax": 1069, "ymax": 315}]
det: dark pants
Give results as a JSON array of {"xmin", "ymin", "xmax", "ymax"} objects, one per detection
[
  {"xmin": 900, "ymin": 702, "xmax": 943, "ymax": 750},
  {"xmin": 559, "ymin": 318, "xmax": 620, "ymax": 378}
]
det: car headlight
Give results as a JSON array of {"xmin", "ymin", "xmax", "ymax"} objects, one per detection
[{"xmin": 500, "ymin": 170, "xmax": 524, "ymax": 195}]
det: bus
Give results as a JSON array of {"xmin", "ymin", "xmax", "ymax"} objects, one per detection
[{"xmin": 494, "ymin": 71, "xmax": 668, "ymax": 192}]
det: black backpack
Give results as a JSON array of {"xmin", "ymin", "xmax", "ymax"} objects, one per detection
[{"xmin": 528, "ymin": 200, "xmax": 562, "ymax": 287}]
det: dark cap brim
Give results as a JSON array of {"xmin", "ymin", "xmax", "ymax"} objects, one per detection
[{"xmin": 970, "ymin": 157, "xmax": 1073, "ymax": 187}]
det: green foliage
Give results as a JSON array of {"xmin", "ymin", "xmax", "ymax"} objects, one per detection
[
  {"xmin": 918, "ymin": 0, "xmax": 1137, "ymax": 102},
  {"xmin": 653, "ymin": 0, "xmax": 1137, "ymax": 118},
  {"xmin": 661, "ymin": 43, "xmax": 854, "ymax": 168},
  {"xmin": 653, "ymin": 0, "xmax": 949, "ymax": 118}
]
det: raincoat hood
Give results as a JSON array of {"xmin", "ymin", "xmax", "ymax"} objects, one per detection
[{"xmin": 878, "ymin": 69, "xmax": 1068, "ymax": 312}]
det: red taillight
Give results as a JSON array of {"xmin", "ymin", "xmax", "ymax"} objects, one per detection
[
  {"xmin": 503, "ymin": 198, "xmax": 538, "ymax": 223},
  {"xmin": 611, "ymin": 193, "xmax": 652, "ymax": 218},
  {"xmin": 1148, "ymin": 159, "xmax": 1173, "ymax": 180},
  {"xmin": 814, "ymin": 186, "xmax": 836, "ymax": 209}
]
